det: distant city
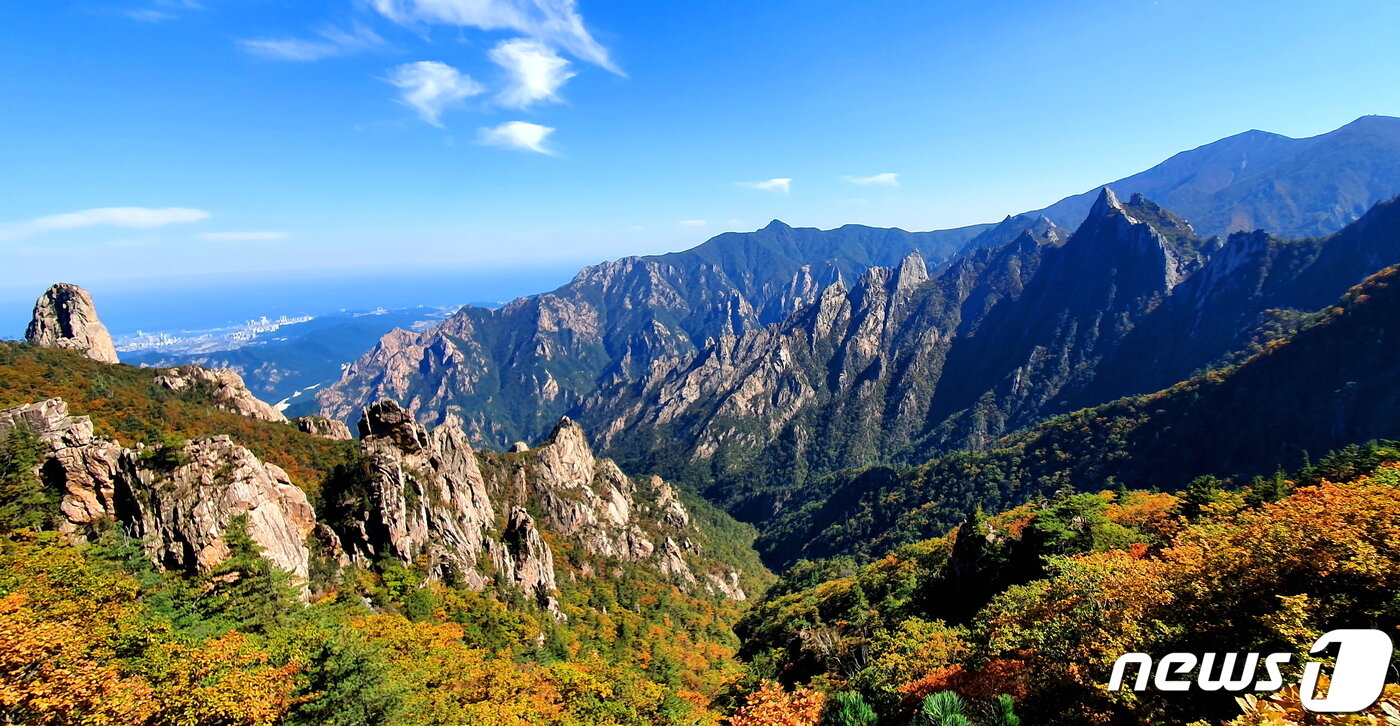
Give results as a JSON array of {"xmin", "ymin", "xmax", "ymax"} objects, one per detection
[{"xmin": 115, "ymin": 313, "xmax": 318, "ymax": 354}]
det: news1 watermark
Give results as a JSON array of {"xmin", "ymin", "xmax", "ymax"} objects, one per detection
[{"xmin": 1109, "ymin": 629, "xmax": 1396, "ymax": 713}]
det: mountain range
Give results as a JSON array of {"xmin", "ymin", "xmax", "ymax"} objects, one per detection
[{"xmin": 316, "ymin": 115, "xmax": 1400, "ymax": 530}]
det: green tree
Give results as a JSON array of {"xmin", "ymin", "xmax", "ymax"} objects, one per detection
[
  {"xmin": 988, "ymin": 694, "xmax": 1021, "ymax": 726},
  {"xmin": 1178, "ymin": 475, "xmax": 1223, "ymax": 520},
  {"xmin": 0, "ymin": 423, "xmax": 55, "ymax": 533},
  {"xmin": 918, "ymin": 691, "xmax": 972, "ymax": 726},
  {"xmin": 822, "ymin": 691, "xmax": 877, "ymax": 726},
  {"xmin": 288, "ymin": 629, "xmax": 402, "ymax": 726},
  {"xmin": 199, "ymin": 513, "xmax": 302, "ymax": 633}
]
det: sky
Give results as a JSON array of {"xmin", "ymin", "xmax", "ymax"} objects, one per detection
[{"xmin": 3, "ymin": 0, "xmax": 1400, "ymax": 318}]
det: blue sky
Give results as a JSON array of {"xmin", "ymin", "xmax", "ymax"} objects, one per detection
[{"xmin": 3, "ymin": 0, "xmax": 1399, "ymax": 300}]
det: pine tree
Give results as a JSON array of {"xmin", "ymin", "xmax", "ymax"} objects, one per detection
[
  {"xmin": 200, "ymin": 513, "xmax": 302, "ymax": 633},
  {"xmin": 288, "ymin": 630, "xmax": 402, "ymax": 726},
  {"xmin": 918, "ymin": 691, "xmax": 972, "ymax": 726},
  {"xmin": 0, "ymin": 423, "xmax": 55, "ymax": 532},
  {"xmin": 823, "ymin": 691, "xmax": 877, "ymax": 726},
  {"xmin": 989, "ymin": 694, "xmax": 1021, "ymax": 726},
  {"xmin": 1178, "ymin": 475, "xmax": 1223, "ymax": 520}
]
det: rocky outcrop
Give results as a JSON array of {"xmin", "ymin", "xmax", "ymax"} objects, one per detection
[
  {"xmin": 495, "ymin": 508, "xmax": 563, "ymax": 620},
  {"xmin": 316, "ymin": 222, "xmax": 985, "ymax": 445},
  {"xmin": 1, "ymin": 394, "xmax": 748, "ymax": 616},
  {"xmin": 0, "ymin": 398, "xmax": 317, "ymax": 590},
  {"xmin": 155, "ymin": 366, "xmax": 288, "ymax": 423},
  {"xmin": 0, "ymin": 399, "xmax": 131, "ymax": 531},
  {"xmin": 327, "ymin": 400, "xmax": 496, "ymax": 588},
  {"xmin": 25, "ymin": 283, "xmax": 119, "ymax": 364},
  {"xmin": 295, "ymin": 416, "xmax": 353, "ymax": 440},
  {"xmin": 327, "ymin": 400, "xmax": 743, "ymax": 603},
  {"xmin": 128, "ymin": 436, "xmax": 316, "ymax": 583}
]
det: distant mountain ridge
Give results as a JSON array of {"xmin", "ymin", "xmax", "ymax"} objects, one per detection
[
  {"xmin": 316, "ymin": 221, "xmax": 990, "ymax": 441},
  {"xmin": 317, "ymin": 115, "xmax": 1400, "ymax": 480},
  {"xmin": 590, "ymin": 190, "xmax": 1400, "ymax": 523},
  {"xmin": 759, "ymin": 261, "xmax": 1400, "ymax": 565},
  {"xmin": 1023, "ymin": 114, "xmax": 1400, "ymax": 239}
]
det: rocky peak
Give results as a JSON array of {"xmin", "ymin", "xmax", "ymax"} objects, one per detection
[
  {"xmin": 496, "ymin": 508, "xmax": 564, "ymax": 619},
  {"xmin": 1084, "ymin": 186, "xmax": 1128, "ymax": 227},
  {"xmin": 155, "ymin": 366, "xmax": 288, "ymax": 423},
  {"xmin": 295, "ymin": 416, "xmax": 353, "ymax": 440},
  {"xmin": 358, "ymin": 399, "xmax": 428, "ymax": 453},
  {"xmin": 25, "ymin": 283, "xmax": 119, "ymax": 364},
  {"xmin": 1, "ymin": 398, "xmax": 318, "ymax": 595},
  {"xmin": 893, "ymin": 250, "xmax": 929, "ymax": 292}
]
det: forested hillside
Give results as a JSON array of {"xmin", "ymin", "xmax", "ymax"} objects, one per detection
[
  {"xmin": 758, "ymin": 263, "xmax": 1400, "ymax": 565},
  {"xmin": 735, "ymin": 448, "xmax": 1400, "ymax": 725},
  {"xmin": 0, "ymin": 342, "xmax": 771, "ymax": 725}
]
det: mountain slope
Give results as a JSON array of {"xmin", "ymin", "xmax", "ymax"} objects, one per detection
[
  {"xmin": 761, "ymin": 263, "xmax": 1400, "ymax": 565},
  {"xmin": 583, "ymin": 191, "xmax": 1400, "ymax": 526},
  {"xmin": 316, "ymin": 221, "xmax": 989, "ymax": 445},
  {"xmin": 318, "ymin": 116, "xmax": 1400, "ymax": 461},
  {"xmin": 1028, "ymin": 114, "xmax": 1400, "ymax": 238}
]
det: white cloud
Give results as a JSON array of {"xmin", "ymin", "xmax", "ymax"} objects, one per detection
[
  {"xmin": 843, "ymin": 172, "xmax": 900, "ymax": 187},
  {"xmin": 738, "ymin": 178, "xmax": 792, "ymax": 194},
  {"xmin": 677, "ymin": 219, "xmax": 708, "ymax": 227},
  {"xmin": 0, "ymin": 207, "xmax": 209, "ymax": 241},
  {"xmin": 387, "ymin": 61, "xmax": 485, "ymax": 127},
  {"xmin": 490, "ymin": 38, "xmax": 575, "ymax": 108},
  {"xmin": 125, "ymin": 9, "xmax": 175, "ymax": 22},
  {"xmin": 477, "ymin": 121, "xmax": 555, "ymax": 154},
  {"xmin": 198, "ymin": 231, "xmax": 289, "ymax": 242},
  {"xmin": 371, "ymin": 0, "xmax": 619, "ymax": 73},
  {"xmin": 241, "ymin": 24, "xmax": 385, "ymax": 62}
]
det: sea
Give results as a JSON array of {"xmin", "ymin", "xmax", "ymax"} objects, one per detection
[{"xmin": 0, "ymin": 263, "xmax": 587, "ymax": 339}]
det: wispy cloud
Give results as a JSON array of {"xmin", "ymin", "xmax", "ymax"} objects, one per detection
[
  {"xmin": 124, "ymin": 0, "xmax": 200, "ymax": 22},
  {"xmin": 198, "ymin": 231, "xmax": 288, "ymax": 242},
  {"xmin": 370, "ymin": 0, "xmax": 620, "ymax": 73},
  {"xmin": 843, "ymin": 172, "xmax": 899, "ymax": 187},
  {"xmin": 241, "ymin": 24, "xmax": 386, "ymax": 62},
  {"xmin": 387, "ymin": 61, "xmax": 485, "ymax": 127},
  {"xmin": 477, "ymin": 121, "xmax": 555, "ymax": 154},
  {"xmin": 0, "ymin": 207, "xmax": 209, "ymax": 241},
  {"xmin": 124, "ymin": 8, "xmax": 175, "ymax": 22},
  {"xmin": 678, "ymin": 219, "xmax": 708, "ymax": 228},
  {"xmin": 490, "ymin": 38, "xmax": 575, "ymax": 108},
  {"xmin": 738, "ymin": 178, "xmax": 792, "ymax": 194}
]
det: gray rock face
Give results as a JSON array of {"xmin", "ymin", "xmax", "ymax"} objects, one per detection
[
  {"xmin": 295, "ymin": 416, "xmax": 353, "ymax": 440},
  {"xmin": 129, "ymin": 436, "xmax": 317, "ymax": 583},
  {"xmin": 495, "ymin": 508, "xmax": 563, "ymax": 620},
  {"xmin": 316, "ymin": 222, "xmax": 985, "ymax": 446},
  {"xmin": 332, "ymin": 400, "xmax": 496, "ymax": 588},
  {"xmin": 155, "ymin": 366, "xmax": 288, "ymax": 423},
  {"xmin": 1, "ymin": 395, "xmax": 747, "ymax": 618},
  {"xmin": 328, "ymin": 400, "xmax": 743, "ymax": 604},
  {"xmin": 0, "ymin": 398, "xmax": 317, "ymax": 591},
  {"xmin": 25, "ymin": 283, "xmax": 119, "ymax": 364}
]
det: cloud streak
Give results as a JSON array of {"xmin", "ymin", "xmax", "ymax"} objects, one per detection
[
  {"xmin": 490, "ymin": 38, "xmax": 575, "ymax": 108},
  {"xmin": 738, "ymin": 178, "xmax": 792, "ymax": 194},
  {"xmin": 387, "ymin": 61, "xmax": 485, "ymax": 126},
  {"xmin": 843, "ymin": 172, "xmax": 899, "ymax": 187},
  {"xmin": 0, "ymin": 207, "xmax": 210, "ymax": 241},
  {"xmin": 241, "ymin": 24, "xmax": 386, "ymax": 62},
  {"xmin": 477, "ymin": 121, "xmax": 555, "ymax": 153},
  {"xmin": 198, "ymin": 231, "xmax": 288, "ymax": 242},
  {"xmin": 370, "ymin": 0, "xmax": 620, "ymax": 73},
  {"xmin": 677, "ymin": 219, "xmax": 708, "ymax": 227}
]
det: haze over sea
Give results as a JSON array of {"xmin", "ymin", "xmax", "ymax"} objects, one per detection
[{"xmin": 0, "ymin": 263, "xmax": 584, "ymax": 339}]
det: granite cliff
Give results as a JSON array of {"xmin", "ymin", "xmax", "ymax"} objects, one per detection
[{"xmin": 25, "ymin": 283, "xmax": 119, "ymax": 364}]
